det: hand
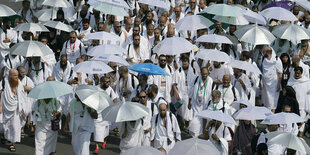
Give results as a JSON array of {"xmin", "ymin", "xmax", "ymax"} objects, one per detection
[
  {"xmin": 144, "ymin": 128, "xmax": 150, "ymax": 134},
  {"xmin": 78, "ymin": 33, "xmax": 85, "ymax": 39},
  {"xmin": 3, "ymin": 38, "xmax": 10, "ymax": 43},
  {"xmin": 215, "ymin": 80, "xmax": 222, "ymax": 85},
  {"xmin": 51, "ymin": 39, "xmax": 56, "ymax": 45},
  {"xmin": 126, "ymin": 57, "xmax": 134, "ymax": 63},
  {"xmin": 277, "ymin": 84, "xmax": 281, "ymax": 92},
  {"xmin": 188, "ymin": 102, "xmax": 192, "ymax": 110},
  {"xmin": 0, "ymin": 108, "xmax": 2, "ymax": 114},
  {"xmin": 20, "ymin": 110, "xmax": 25, "ymax": 116},
  {"xmin": 212, "ymin": 133, "xmax": 219, "ymax": 142},
  {"xmin": 208, "ymin": 67, "xmax": 213, "ymax": 72},
  {"xmin": 238, "ymin": 79, "xmax": 244, "ymax": 84},
  {"xmin": 44, "ymin": 61, "xmax": 49, "ymax": 66},
  {"xmin": 23, "ymin": 85, "xmax": 31, "ymax": 91},
  {"xmin": 85, "ymin": 78, "xmax": 92, "ymax": 84}
]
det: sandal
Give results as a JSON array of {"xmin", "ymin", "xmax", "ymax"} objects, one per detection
[
  {"xmin": 21, "ymin": 132, "xmax": 25, "ymax": 139},
  {"xmin": 102, "ymin": 143, "xmax": 107, "ymax": 149},
  {"xmin": 93, "ymin": 148, "xmax": 100, "ymax": 154},
  {"xmin": 9, "ymin": 145, "xmax": 16, "ymax": 152}
]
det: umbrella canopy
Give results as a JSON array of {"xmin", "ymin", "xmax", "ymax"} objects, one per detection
[
  {"xmin": 14, "ymin": 23, "xmax": 49, "ymax": 34},
  {"xmin": 261, "ymin": 112, "xmax": 304, "ymax": 125},
  {"xmin": 28, "ymin": 81, "xmax": 73, "ymax": 99},
  {"xmin": 42, "ymin": 0, "xmax": 72, "ymax": 8},
  {"xmin": 174, "ymin": 15, "xmax": 213, "ymax": 31},
  {"xmin": 295, "ymin": 0, "xmax": 310, "ymax": 11},
  {"xmin": 233, "ymin": 106, "xmax": 272, "ymax": 120},
  {"xmin": 234, "ymin": 24, "xmax": 276, "ymax": 45},
  {"xmin": 153, "ymin": 37, "xmax": 195, "ymax": 55},
  {"xmin": 138, "ymin": 0, "xmax": 169, "ymax": 10},
  {"xmin": 231, "ymin": 99, "xmax": 253, "ymax": 110},
  {"xmin": 10, "ymin": 41, "xmax": 54, "ymax": 57},
  {"xmin": 128, "ymin": 63, "xmax": 170, "ymax": 76},
  {"xmin": 201, "ymin": 4, "xmax": 242, "ymax": 17},
  {"xmin": 101, "ymin": 98, "xmax": 149, "ymax": 122},
  {"xmin": 91, "ymin": 54, "xmax": 130, "ymax": 66},
  {"xmin": 35, "ymin": 9, "xmax": 57, "ymax": 22},
  {"xmin": 229, "ymin": 60, "xmax": 262, "ymax": 74},
  {"xmin": 195, "ymin": 49, "xmax": 231, "ymax": 63},
  {"xmin": 272, "ymin": 23, "xmax": 310, "ymax": 44},
  {"xmin": 42, "ymin": 20, "xmax": 74, "ymax": 32},
  {"xmin": 75, "ymin": 85, "xmax": 113, "ymax": 112},
  {"xmin": 122, "ymin": 146, "xmax": 164, "ymax": 155},
  {"xmin": 93, "ymin": 2, "xmax": 128, "ymax": 16},
  {"xmin": 262, "ymin": 1, "xmax": 294, "ymax": 11},
  {"xmin": 213, "ymin": 15, "xmax": 249, "ymax": 25},
  {"xmin": 87, "ymin": 44, "xmax": 125, "ymax": 56},
  {"xmin": 0, "ymin": 4, "xmax": 16, "ymax": 17},
  {"xmin": 197, "ymin": 110, "xmax": 236, "ymax": 125},
  {"xmin": 241, "ymin": 9, "xmax": 267, "ymax": 25},
  {"xmin": 95, "ymin": 0, "xmax": 130, "ymax": 9},
  {"xmin": 169, "ymin": 138, "xmax": 221, "ymax": 155},
  {"xmin": 73, "ymin": 60, "xmax": 113, "ymax": 74},
  {"xmin": 265, "ymin": 132, "xmax": 310, "ymax": 154},
  {"xmin": 84, "ymin": 31, "xmax": 122, "ymax": 42},
  {"xmin": 260, "ymin": 7, "xmax": 297, "ymax": 21},
  {"xmin": 196, "ymin": 34, "xmax": 233, "ymax": 44}
]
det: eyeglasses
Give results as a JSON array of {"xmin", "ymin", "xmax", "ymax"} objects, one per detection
[
  {"xmin": 115, "ymin": 26, "xmax": 121, "ymax": 28},
  {"xmin": 133, "ymin": 30, "xmax": 139, "ymax": 32},
  {"xmin": 160, "ymin": 59, "xmax": 166, "ymax": 62},
  {"xmin": 139, "ymin": 96, "xmax": 147, "ymax": 98},
  {"xmin": 103, "ymin": 81, "xmax": 110, "ymax": 83},
  {"xmin": 70, "ymin": 37, "xmax": 76, "ymax": 39}
]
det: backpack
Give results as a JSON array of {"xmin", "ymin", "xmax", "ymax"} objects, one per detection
[
  {"xmin": 151, "ymin": 96, "xmax": 168, "ymax": 116},
  {"xmin": 5, "ymin": 55, "xmax": 22, "ymax": 69}
]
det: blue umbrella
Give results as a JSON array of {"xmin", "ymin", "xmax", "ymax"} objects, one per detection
[
  {"xmin": 261, "ymin": 1, "xmax": 294, "ymax": 11},
  {"xmin": 128, "ymin": 63, "xmax": 170, "ymax": 76}
]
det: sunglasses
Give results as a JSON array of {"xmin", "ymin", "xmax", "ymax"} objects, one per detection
[{"xmin": 139, "ymin": 96, "xmax": 147, "ymax": 98}]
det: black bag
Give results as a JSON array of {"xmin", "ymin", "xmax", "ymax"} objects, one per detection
[{"xmin": 51, "ymin": 118, "xmax": 60, "ymax": 131}]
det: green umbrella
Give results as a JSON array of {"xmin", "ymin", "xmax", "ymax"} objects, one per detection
[
  {"xmin": 28, "ymin": 81, "xmax": 73, "ymax": 99},
  {"xmin": 197, "ymin": 13, "xmax": 229, "ymax": 30},
  {"xmin": 200, "ymin": 4, "xmax": 242, "ymax": 17}
]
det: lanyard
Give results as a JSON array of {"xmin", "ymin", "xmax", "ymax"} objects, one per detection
[
  {"xmin": 222, "ymin": 87, "xmax": 229, "ymax": 98},
  {"xmin": 196, "ymin": 79, "xmax": 208, "ymax": 102},
  {"xmin": 213, "ymin": 102, "xmax": 219, "ymax": 110},
  {"xmin": 70, "ymin": 42, "xmax": 75, "ymax": 51}
]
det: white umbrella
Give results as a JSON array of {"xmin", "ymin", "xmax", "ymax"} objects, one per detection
[
  {"xmin": 91, "ymin": 54, "xmax": 130, "ymax": 66},
  {"xmin": 261, "ymin": 112, "xmax": 304, "ymax": 125},
  {"xmin": 138, "ymin": 0, "xmax": 169, "ymax": 10},
  {"xmin": 234, "ymin": 24, "xmax": 275, "ymax": 45},
  {"xmin": 169, "ymin": 138, "xmax": 221, "ymax": 155},
  {"xmin": 87, "ymin": 44, "xmax": 125, "ymax": 56},
  {"xmin": 42, "ymin": 0, "xmax": 72, "ymax": 8},
  {"xmin": 28, "ymin": 81, "xmax": 73, "ymax": 99},
  {"xmin": 84, "ymin": 31, "xmax": 122, "ymax": 42},
  {"xmin": 197, "ymin": 110, "xmax": 236, "ymax": 125},
  {"xmin": 122, "ymin": 146, "xmax": 164, "ymax": 155},
  {"xmin": 233, "ymin": 106, "xmax": 272, "ymax": 120},
  {"xmin": 10, "ymin": 41, "xmax": 54, "ymax": 57},
  {"xmin": 75, "ymin": 85, "xmax": 113, "ymax": 112},
  {"xmin": 101, "ymin": 98, "xmax": 149, "ymax": 122},
  {"xmin": 174, "ymin": 15, "xmax": 213, "ymax": 31},
  {"xmin": 229, "ymin": 60, "xmax": 262, "ymax": 74},
  {"xmin": 95, "ymin": 0, "xmax": 130, "ymax": 9},
  {"xmin": 231, "ymin": 99, "xmax": 252, "ymax": 110},
  {"xmin": 93, "ymin": 2, "xmax": 128, "ymax": 16},
  {"xmin": 14, "ymin": 23, "xmax": 49, "ymax": 35},
  {"xmin": 195, "ymin": 49, "xmax": 231, "ymax": 63},
  {"xmin": 241, "ymin": 9, "xmax": 267, "ymax": 25},
  {"xmin": 0, "ymin": 4, "xmax": 16, "ymax": 17},
  {"xmin": 295, "ymin": 0, "xmax": 310, "ymax": 11},
  {"xmin": 35, "ymin": 9, "xmax": 57, "ymax": 21},
  {"xmin": 260, "ymin": 7, "xmax": 297, "ymax": 21},
  {"xmin": 200, "ymin": 4, "xmax": 242, "ymax": 17},
  {"xmin": 213, "ymin": 15, "xmax": 249, "ymax": 26},
  {"xmin": 73, "ymin": 60, "xmax": 113, "ymax": 74},
  {"xmin": 265, "ymin": 132, "xmax": 310, "ymax": 154},
  {"xmin": 272, "ymin": 23, "xmax": 310, "ymax": 44},
  {"xmin": 196, "ymin": 34, "xmax": 233, "ymax": 44},
  {"xmin": 153, "ymin": 37, "xmax": 195, "ymax": 55},
  {"xmin": 42, "ymin": 20, "xmax": 74, "ymax": 32}
]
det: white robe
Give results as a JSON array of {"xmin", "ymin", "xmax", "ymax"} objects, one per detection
[
  {"xmin": 141, "ymin": 100, "xmax": 158, "ymax": 146},
  {"xmin": 188, "ymin": 76, "xmax": 213, "ymax": 137},
  {"xmin": 34, "ymin": 99, "xmax": 61, "ymax": 155},
  {"xmin": 257, "ymin": 129, "xmax": 286, "ymax": 155},
  {"xmin": 116, "ymin": 74, "xmax": 139, "ymax": 101},
  {"xmin": 208, "ymin": 124, "xmax": 231, "ymax": 155},
  {"xmin": 287, "ymin": 76, "xmax": 310, "ymax": 120},
  {"xmin": 150, "ymin": 112, "xmax": 181, "ymax": 153},
  {"xmin": 124, "ymin": 43, "xmax": 150, "ymax": 65},
  {"xmin": 20, "ymin": 76, "xmax": 35, "ymax": 121},
  {"xmin": 94, "ymin": 86, "xmax": 117, "ymax": 142},
  {"xmin": 231, "ymin": 73, "xmax": 251, "ymax": 101},
  {"xmin": 60, "ymin": 39, "xmax": 86, "ymax": 65},
  {"xmin": 52, "ymin": 61, "xmax": 73, "ymax": 83},
  {"xmin": 216, "ymin": 84, "xmax": 240, "ymax": 106},
  {"xmin": 68, "ymin": 98, "xmax": 95, "ymax": 155},
  {"xmin": 153, "ymin": 65, "xmax": 174, "ymax": 103},
  {"xmin": 0, "ymin": 28, "xmax": 17, "ymax": 59},
  {"xmin": 1, "ymin": 79, "xmax": 25, "ymax": 143},
  {"xmin": 172, "ymin": 67, "xmax": 195, "ymax": 121},
  {"xmin": 261, "ymin": 55, "xmax": 283, "ymax": 109},
  {"xmin": 119, "ymin": 120, "xmax": 143, "ymax": 152},
  {"xmin": 209, "ymin": 65, "xmax": 233, "ymax": 82},
  {"xmin": 0, "ymin": 54, "xmax": 25, "ymax": 77},
  {"xmin": 27, "ymin": 62, "xmax": 51, "ymax": 86}
]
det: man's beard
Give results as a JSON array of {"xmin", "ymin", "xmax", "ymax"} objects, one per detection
[
  {"xmin": 60, "ymin": 62, "xmax": 67, "ymax": 69},
  {"xmin": 9, "ymin": 77, "xmax": 19, "ymax": 88},
  {"xmin": 147, "ymin": 92, "xmax": 153, "ymax": 99},
  {"xmin": 160, "ymin": 112, "xmax": 166, "ymax": 118},
  {"xmin": 159, "ymin": 63, "xmax": 166, "ymax": 68}
]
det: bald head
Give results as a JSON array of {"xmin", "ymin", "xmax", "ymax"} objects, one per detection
[
  {"xmin": 159, "ymin": 102, "xmax": 167, "ymax": 118},
  {"xmin": 9, "ymin": 69, "xmax": 18, "ymax": 77},
  {"xmin": 292, "ymin": 55, "xmax": 300, "ymax": 67},
  {"xmin": 46, "ymin": 76, "xmax": 55, "ymax": 81},
  {"xmin": 222, "ymin": 74, "xmax": 231, "ymax": 87}
]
